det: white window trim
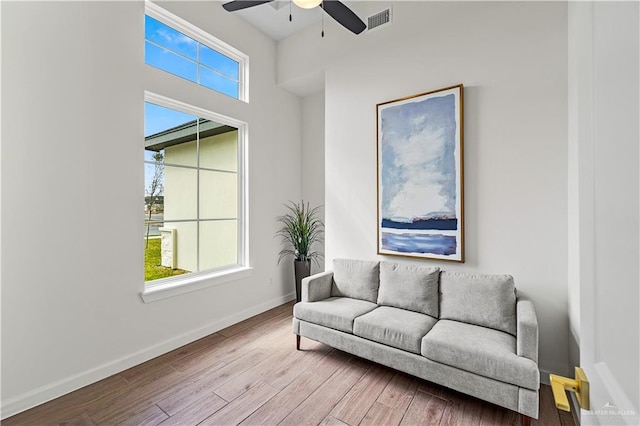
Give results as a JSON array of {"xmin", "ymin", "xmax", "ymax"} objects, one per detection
[
  {"xmin": 141, "ymin": 92, "xmax": 250, "ymax": 303},
  {"xmin": 141, "ymin": 266, "xmax": 253, "ymax": 303},
  {"xmin": 145, "ymin": 1, "xmax": 250, "ymax": 103}
]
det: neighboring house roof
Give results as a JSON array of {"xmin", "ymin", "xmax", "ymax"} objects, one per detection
[{"xmin": 145, "ymin": 119, "xmax": 236, "ymax": 151}]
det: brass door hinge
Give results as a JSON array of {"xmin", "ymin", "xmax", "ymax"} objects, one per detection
[{"xmin": 550, "ymin": 367, "xmax": 590, "ymax": 412}]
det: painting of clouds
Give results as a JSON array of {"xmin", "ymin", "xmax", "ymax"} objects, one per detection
[{"xmin": 377, "ymin": 85, "xmax": 464, "ymax": 261}]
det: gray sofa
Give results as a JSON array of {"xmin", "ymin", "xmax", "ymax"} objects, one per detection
[{"xmin": 292, "ymin": 259, "xmax": 539, "ymax": 424}]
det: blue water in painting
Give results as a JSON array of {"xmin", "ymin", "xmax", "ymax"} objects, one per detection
[
  {"xmin": 381, "ymin": 233, "xmax": 457, "ymax": 255},
  {"xmin": 381, "ymin": 218, "xmax": 458, "ymax": 231}
]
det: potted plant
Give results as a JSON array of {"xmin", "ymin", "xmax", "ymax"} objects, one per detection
[{"xmin": 276, "ymin": 201, "xmax": 324, "ymax": 302}]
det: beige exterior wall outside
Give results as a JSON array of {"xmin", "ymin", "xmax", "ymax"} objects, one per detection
[{"xmin": 163, "ymin": 129, "xmax": 239, "ymax": 273}]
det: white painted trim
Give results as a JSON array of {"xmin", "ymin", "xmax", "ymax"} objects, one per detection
[
  {"xmin": 0, "ymin": 292, "xmax": 296, "ymax": 419},
  {"xmin": 570, "ymin": 393, "xmax": 581, "ymax": 426},
  {"xmin": 141, "ymin": 266, "xmax": 253, "ymax": 303},
  {"xmin": 568, "ymin": 4, "xmax": 639, "ymax": 425},
  {"xmin": 145, "ymin": 91, "xmax": 247, "ymax": 129},
  {"xmin": 0, "ymin": 2, "xmax": 3, "ymax": 415}
]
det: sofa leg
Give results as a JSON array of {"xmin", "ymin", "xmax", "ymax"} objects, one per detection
[
  {"xmin": 521, "ymin": 415, "xmax": 531, "ymax": 426},
  {"xmin": 296, "ymin": 335, "xmax": 301, "ymax": 350}
]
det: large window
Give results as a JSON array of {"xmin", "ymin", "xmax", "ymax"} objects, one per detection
[
  {"xmin": 144, "ymin": 95, "xmax": 247, "ymax": 287},
  {"xmin": 145, "ymin": 3, "xmax": 248, "ymax": 101},
  {"xmin": 142, "ymin": 3, "xmax": 249, "ymax": 302}
]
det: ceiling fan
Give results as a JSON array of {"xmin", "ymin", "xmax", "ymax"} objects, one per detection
[{"xmin": 222, "ymin": 0, "xmax": 367, "ymax": 35}]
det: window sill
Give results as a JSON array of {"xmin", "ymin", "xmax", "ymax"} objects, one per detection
[{"xmin": 140, "ymin": 266, "xmax": 253, "ymax": 303}]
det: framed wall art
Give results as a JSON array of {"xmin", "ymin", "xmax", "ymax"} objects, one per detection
[{"xmin": 377, "ymin": 84, "xmax": 464, "ymax": 262}]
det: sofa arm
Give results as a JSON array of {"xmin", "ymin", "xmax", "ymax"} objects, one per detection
[
  {"xmin": 516, "ymin": 298, "xmax": 538, "ymax": 364},
  {"xmin": 302, "ymin": 271, "xmax": 334, "ymax": 302}
]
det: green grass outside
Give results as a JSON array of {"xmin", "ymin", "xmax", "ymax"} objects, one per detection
[{"xmin": 145, "ymin": 238, "xmax": 187, "ymax": 281}]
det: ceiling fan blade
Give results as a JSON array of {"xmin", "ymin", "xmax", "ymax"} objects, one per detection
[
  {"xmin": 222, "ymin": 0, "xmax": 274, "ymax": 12},
  {"xmin": 321, "ymin": 0, "xmax": 366, "ymax": 35}
]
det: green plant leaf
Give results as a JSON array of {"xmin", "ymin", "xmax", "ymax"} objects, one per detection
[{"xmin": 275, "ymin": 200, "xmax": 325, "ymax": 266}]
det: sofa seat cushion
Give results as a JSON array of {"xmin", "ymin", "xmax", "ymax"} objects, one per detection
[
  {"xmin": 421, "ymin": 320, "xmax": 539, "ymax": 390},
  {"xmin": 353, "ymin": 306, "xmax": 438, "ymax": 354},
  {"xmin": 294, "ymin": 297, "xmax": 378, "ymax": 334}
]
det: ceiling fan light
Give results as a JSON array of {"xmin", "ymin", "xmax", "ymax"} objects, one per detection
[{"xmin": 292, "ymin": 0, "xmax": 322, "ymax": 9}]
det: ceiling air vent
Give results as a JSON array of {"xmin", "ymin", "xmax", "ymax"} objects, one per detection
[{"xmin": 367, "ymin": 7, "xmax": 392, "ymax": 32}]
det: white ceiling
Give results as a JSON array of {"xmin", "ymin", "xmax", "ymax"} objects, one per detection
[{"xmin": 233, "ymin": 1, "xmax": 335, "ymax": 40}]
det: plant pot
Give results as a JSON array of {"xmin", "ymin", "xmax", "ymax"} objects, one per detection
[{"xmin": 294, "ymin": 260, "xmax": 311, "ymax": 303}]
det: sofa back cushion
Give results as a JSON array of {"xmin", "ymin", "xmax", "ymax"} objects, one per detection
[
  {"xmin": 331, "ymin": 259, "xmax": 380, "ymax": 303},
  {"xmin": 377, "ymin": 261, "xmax": 440, "ymax": 317},
  {"xmin": 440, "ymin": 271, "xmax": 517, "ymax": 335}
]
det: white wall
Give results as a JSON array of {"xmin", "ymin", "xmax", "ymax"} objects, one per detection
[
  {"xmin": 280, "ymin": 1, "xmax": 569, "ymax": 377},
  {"xmin": 1, "ymin": 0, "xmax": 301, "ymax": 417},
  {"xmin": 301, "ymin": 92, "xmax": 326, "ymax": 273}
]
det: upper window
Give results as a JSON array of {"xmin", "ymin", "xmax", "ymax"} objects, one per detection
[{"xmin": 145, "ymin": 3, "xmax": 248, "ymax": 101}]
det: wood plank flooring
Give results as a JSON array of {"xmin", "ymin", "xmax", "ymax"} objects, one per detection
[{"xmin": 3, "ymin": 302, "xmax": 575, "ymax": 426}]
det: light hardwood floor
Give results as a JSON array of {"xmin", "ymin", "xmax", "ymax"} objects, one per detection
[{"xmin": 3, "ymin": 302, "xmax": 575, "ymax": 426}]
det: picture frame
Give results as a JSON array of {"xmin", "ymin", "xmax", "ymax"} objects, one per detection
[{"xmin": 377, "ymin": 84, "xmax": 464, "ymax": 262}]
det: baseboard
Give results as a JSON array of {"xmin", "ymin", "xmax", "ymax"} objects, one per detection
[
  {"xmin": 0, "ymin": 292, "xmax": 296, "ymax": 420},
  {"xmin": 570, "ymin": 393, "xmax": 581, "ymax": 425},
  {"xmin": 539, "ymin": 368, "xmax": 551, "ymax": 386},
  {"xmin": 540, "ymin": 368, "xmax": 581, "ymax": 424}
]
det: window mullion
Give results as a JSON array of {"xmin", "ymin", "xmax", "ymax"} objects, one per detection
[
  {"xmin": 196, "ymin": 43, "xmax": 200, "ymax": 86},
  {"xmin": 145, "ymin": 39, "xmax": 198, "ymax": 66},
  {"xmin": 199, "ymin": 62, "xmax": 239, "ymax": 83},
  {"xmin": 196, "ymin": 119, "xmax": 201, "ymax": 272},
  {"xmin": 237, "ymin": 126, "xmax": 245, "ymax": 267}
]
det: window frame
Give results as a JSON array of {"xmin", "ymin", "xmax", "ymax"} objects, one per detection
[
  {"xmin": 145, "ymin": 1, "xmax": 250, "ymax": 102},
  {"xmin": 141, "ymin": 92, "xmax": 250, "ymax": 303}
]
